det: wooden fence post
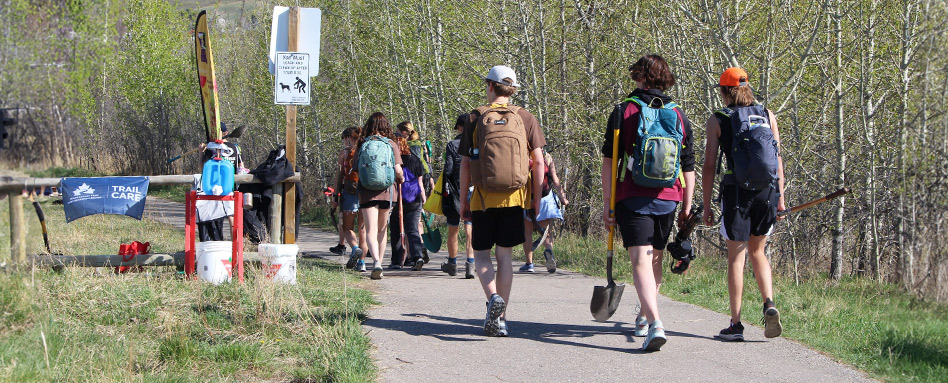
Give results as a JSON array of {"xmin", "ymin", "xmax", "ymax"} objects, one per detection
[
  {"xmin": 270, "ymin": 183, "xmax": 283, "ymax": 244},
  {"xmin": 9, "ymin": 192, "xmax": 26, "ymax": 264}
]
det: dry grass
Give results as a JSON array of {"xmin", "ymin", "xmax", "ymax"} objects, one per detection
[{"xmin": 0, "ymin": 198, "xmax": 376, "ymax": 382}]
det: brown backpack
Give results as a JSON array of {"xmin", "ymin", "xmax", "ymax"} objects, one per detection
[{"xmin": 470, "ymin": 105, "xmax": 530, "ymax": 193}]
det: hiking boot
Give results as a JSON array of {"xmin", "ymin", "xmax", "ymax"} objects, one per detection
[
  {"xmin": 544, "ymin": 248, "xmax": 557, "ymax": 273},
  {"xmin": 634, "ymin": 314, "xmax": 649, "ymax": 337},
  {"xmin": 422, "ymin": 249, "xmax": 430, "ymax": 264},
  {"xmin": 465, "ymin": 261, "xmax": 475, "ymax": 279},
  {"xmin": 642, "ymin": 320, "xmax": 666, "ymax": 351},
  {"xmin": 356, "ymin": 260, "xmax": 366, "ymax": 272},
  {"xmin": 346, "ymin": 248, "xmax": 363, "ymax": 269},
  {"xmin": 411, "ymin": 258, "xmax": 425, "ymax": 271},
  {"xmin": 484, "ymin": 294, "xmax": 506, "ymax": 337},
  {"xmin": 764, "ymin": 304, "xmax": 783, "ymax": 338},
  {"xmin": 329, "ymin": 244, "xmax": 346, "ymax": 255},
  {"xmin": 519, "ymin": 263, "xmax": 535, "ymax": 273},
  {"xmin": 441, "ymin": 261, "xmax": 458, "ymax": 276},
  {"xmin": 716, "ymin": 321, "xmax": 745, "ymax": 342},
  {"xmin": 370, "ymin": 266, "xmax": 383, "ymax": 280}
]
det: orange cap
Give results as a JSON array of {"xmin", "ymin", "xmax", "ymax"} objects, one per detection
[{"xmin": 718, "ymin": 67, "xmax": 749, "ymax": 87}]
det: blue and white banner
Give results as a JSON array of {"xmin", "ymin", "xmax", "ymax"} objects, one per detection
[{"xmin": 61, "ymin": 177, "xmax": 150, "ymax": 223}]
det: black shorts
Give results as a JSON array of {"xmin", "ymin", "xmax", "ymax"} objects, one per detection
[
  {"xmin": 719, "ymin": 183, "xmax": 778, "ymax": 242},
  {"xmin": 471, "ymin": 207, "xmax": 525, "ymax": 251},
  {"xmin": 615, "ymin": 202, "xmax": 675, "ymax": 250},
  {"xmin": 359, "ymin": 200, "xmax": 392, "ymax": 210}
]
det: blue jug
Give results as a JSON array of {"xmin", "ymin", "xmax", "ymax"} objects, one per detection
[{"xmin": 202, "ymin": 158, "xmax": 235, "ymax": 196}]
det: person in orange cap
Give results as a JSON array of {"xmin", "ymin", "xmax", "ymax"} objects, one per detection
[{"xmin": 702, "ymin": 67, "xmax": 786, "ymax": 341}]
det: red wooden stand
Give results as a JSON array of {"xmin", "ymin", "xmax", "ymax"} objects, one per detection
[{"xmin": 184, "ymin": 191, "xmax": 244, "ymax": 283}]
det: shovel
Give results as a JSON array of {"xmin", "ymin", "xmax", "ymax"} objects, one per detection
[
  {"xmin": 167, "ymin": 125, "xmax": 248, "ymax": 163},
  {"xmin": 591, "ymin": 105, "xmax": 625, "ymax": 322},
  {"xmin": 421, "ymin": 211, "xmax": 442, "ymax": 253}
]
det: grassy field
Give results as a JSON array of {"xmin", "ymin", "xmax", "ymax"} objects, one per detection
[
  {"xmin": 544, "ymin": 231, "xmax": 948, "ymax": 383},
  {"xmin": 0, "ymin": 198, "xmax": 376, "ymax": 382}
]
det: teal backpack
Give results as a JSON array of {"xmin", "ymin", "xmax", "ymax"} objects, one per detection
[
  {"xmin": 358, "ymin": 135, "xmax": 396, "ymax": 191},
  {"xmin": 619, "ymin": 97, "xmax": 685, "ymax": 189}
]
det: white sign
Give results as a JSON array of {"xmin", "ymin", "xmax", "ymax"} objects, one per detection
[
  {"xmin": 274, "ymin": 52, "xmax": 310, "ymax": 105},
  {"xmin": 268, "ymin": 7, "xmax": 321, "ymax": 76}
]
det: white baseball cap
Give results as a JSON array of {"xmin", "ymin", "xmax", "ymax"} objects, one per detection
[{"xmin": 485, "ymin": 65, "xmax": 520, "ymax": 87}]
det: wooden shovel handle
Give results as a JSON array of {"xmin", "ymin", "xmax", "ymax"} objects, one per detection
[{"xmin": 779, "ymin": 187, "xmax": 850, "ymax": 216}]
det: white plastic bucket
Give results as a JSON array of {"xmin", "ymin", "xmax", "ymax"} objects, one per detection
[
  {"xmin": 258, "ymin": 244, "xmax": 299, "ymax": 284},
  {"xmin": 197, "ymin": 241, "xmax": 232, "ymax": 284}
]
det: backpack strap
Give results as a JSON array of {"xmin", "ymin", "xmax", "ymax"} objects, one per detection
[{"xmin": 714, "ymin": 108, "xmax": 734, "ymax": 175}]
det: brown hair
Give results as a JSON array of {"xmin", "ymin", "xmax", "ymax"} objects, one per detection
[
  {"xmin": 397, "ymin": 121, "xmax": 419, "ymax": 141},
  {"xmin": 360, "ymin": 112, "xmax": 394, "ymax": 148},
  {"xmin": 629, "ymin": 55, "xmax": 676, "ymax": 91},
  {"xmin": 341, "ymin": 126, "xmax": 361, "ymax": 141},
  {"xmin": 719, "ymin": 84, "xmax": 757, "ymax": 107},
  {"xmin": 396, "ymin": 135, "xmax": 409, "ymax": 154},
  {"xmin": 487, "ymin": 79, "xmax": 517, "ymax": 98}
]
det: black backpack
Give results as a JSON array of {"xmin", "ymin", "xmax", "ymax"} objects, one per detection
[{"xmin": 716, "ymin": 105, "xmax": 779, "ymax": 190}]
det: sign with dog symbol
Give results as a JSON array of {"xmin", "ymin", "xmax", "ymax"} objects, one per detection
[{"xmin": 274, "ymin": 52, "xmax": 310, "ymax": 105}]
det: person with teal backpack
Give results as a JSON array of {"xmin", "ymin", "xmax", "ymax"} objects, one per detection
[
  {"xmin": 601, "ymin": 55, "xmax": 696, "ymax": 352},
  {"xmin": 702, "ymin": 67, "xmax": 786, "ymax": 342},
  {"xmin": 356, "ymin": 112, "xmax": 404, "ymax": 279}
]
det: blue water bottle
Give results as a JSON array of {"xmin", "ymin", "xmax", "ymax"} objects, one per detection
[{"xmin": 202, "ymin": 157, "xmax": 235, "ymax": 196}]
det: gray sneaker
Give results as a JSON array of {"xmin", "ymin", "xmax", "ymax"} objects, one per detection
[
  {"xmin": 484, "ymin": 294, "xmax": 506, "ymax": 337},
  {"xmin": 634, "ymin": 314, "xmax": 648, "ymax": 337},
  {"xmin": 642, "ymin": 320, "xmax": 666, "ymax": 351},
  {"xmin": 544, "ymin": 248, "xmax": 557, "ymax": 273},
  {"xmin": 370, "ymin": 266, "xmax": 383, "ymax": 280},
  {"xmin": 764, "ymin": 306, "xmax": 783, "ymax": 338},
  {"xmin": 465, "ymin": 261, "xmax": 475, "ymax": 279},
  {"xmin": 346, "ymin": 247, "xmax": 363, "ymax": 269}
]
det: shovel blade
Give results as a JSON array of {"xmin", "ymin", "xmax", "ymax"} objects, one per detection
[
  {"xmin": 423, "ymin": 229, "xmax": 442, "ymax": 253},
  {"xmin": 590, "ymin": 282, "xmax": 625, "ymax": 322}
]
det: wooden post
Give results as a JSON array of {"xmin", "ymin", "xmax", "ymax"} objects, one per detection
[
  {"xmin": 9, "ymin": 192, "xmax": 26, "ymax": 264},
  {"xmin": 270, "ymin": 183, "xmax": 283, "ymax": 244},
  {"xmin": 283, "ymin": 6, "xmax": 299, "ymax": 244}
]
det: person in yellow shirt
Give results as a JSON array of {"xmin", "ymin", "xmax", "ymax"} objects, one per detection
[{"xmin": 459, "ymin": 65, "xmax": 546, "ymax": 337}]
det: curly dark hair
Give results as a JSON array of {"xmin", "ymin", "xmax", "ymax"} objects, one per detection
[
  {"xmin": 361, "ymin": 112, "xmax": 394, "ymax": 146},
  {"xmin": 629, "ymin": 55, "xmax": 676, "ymax": 91}
]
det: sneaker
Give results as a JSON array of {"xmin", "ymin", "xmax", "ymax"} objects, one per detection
[
  {"xmin": 642, "ymin": 320, "xmax": 667, "ymax": 351},
  {"xmin": 370, "ymin": 266, "xmax": 383, "ymax": 280},
  {"xmin": 411, "ymin": 257, "xmax": 425, "ymax": 271},
  {"xmin": 498, "ymin": 317, "xmax": 509, "ymax": 337},
  {"xmin": 764, "ymin": 304, "xmax": 783, "ymax": 338},
  {"xmin": 422, "ymin": 249, "xmax": 430, "ymax": 264},
  {"xmin": 387, "ymin": 264, "xmax": 402, "ymax": 270},
  {"xmin": 543, "ymin": 249, "xmax": 557, "ymax": 273},
  {"xmin": 465, "ymin": 261, "xmax": 475, "ymax": 279},
  {"xmin": 634, "ymin": 314, "xmax": 649, "ymax": 337},
  {"xmin": 519, "ymin": 263, "xmax": 535, "ymax": 273},
  {"xmin": 329, "ymin": 244, "xmax": 346, "ymax": 255},
  {"xmin": 356, "ymin": 261, "xmax": 367, "ymax": 272},
  {"xmin": 484, "ymin": 294, "xmax": 506, "ymax": 337},
  {"xmin": 441, "ymin": 261, "xmax": 458, "ymax": 276},
  {"xmin": 716, "ymin": 321, "xmax": 745, "ymax": 342},
  {"xmin": 346, "ymin": 248, "xmax": 363, "ymax": 269}
]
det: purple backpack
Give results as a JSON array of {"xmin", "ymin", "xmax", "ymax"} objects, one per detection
[{"xmin": 401, "ymin": 167, "xmax": 421, "ymax": 203}]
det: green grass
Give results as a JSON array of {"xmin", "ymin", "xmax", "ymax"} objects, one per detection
[
  {"xmin": 0, "ymin": 198, "xmax": 377, "ymax": 382},
  {"xmin": 544, "ymin": 232, "xmax": 948, "ymax": 383}
]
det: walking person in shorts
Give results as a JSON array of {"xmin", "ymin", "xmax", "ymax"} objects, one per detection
[
  {"xmin": 357, "ymin": 112, "xmax": 404, "ymax": 279},
  {"xmin": 460, "ymin": 65, "xmax": 546, "ymax": 337},
  {"xmin": 440, "ymin": 113, "xmax": 475, "ymax": 279},
  {"xmin": 702, "ymin": 67, "xmax": 786, "ymax": 341},
  {"xmin": 601, "ymin": 55, "xmax": 696, "ymax": 351},
  {"xmin": 333, "ymin": 127, "xmax": 368, "ymax": 270},
  {"xmin": 520, "ymin": 148, "xmax": 569, "ymax": 274}
]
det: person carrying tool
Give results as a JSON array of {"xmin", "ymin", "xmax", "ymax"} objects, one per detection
[
  {"xmin": 702, "ymin": 67, "xmax": 786, "ymax": 341},
  {"xmin": 440, "ymin": 113, "xmax": 475, "ymax": 279},
  {"xmin": 460, "ymin": 65, "xmax": 546, "ymax": 337},
  {"xmin": 388, "ymin": 129, "xmax": 427, "ymax": 270},
  {"xmin": 601, "ymin": 55, "xmax": 696, "ymax": 351},
  {"xmin": 332, "ymin": 127, "xmax": 368, "ymax": 266}
]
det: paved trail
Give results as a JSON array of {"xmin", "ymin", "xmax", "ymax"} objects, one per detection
[{"xmin": 144, "ymin": 198, "xmax": 873, "ymax": 383}]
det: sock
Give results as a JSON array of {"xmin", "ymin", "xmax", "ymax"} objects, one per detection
[
  {"xmin": 448, "ymin": 257, "xmax": 457, "ymax": 264},
  {"xmin": 466, "ymin": 257, "xmax": 475, "ymax": 264}
]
